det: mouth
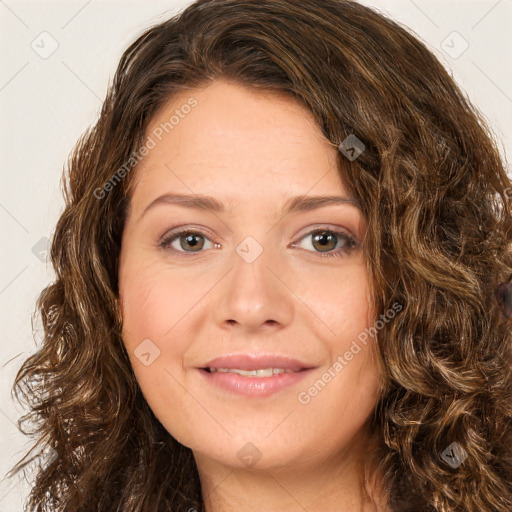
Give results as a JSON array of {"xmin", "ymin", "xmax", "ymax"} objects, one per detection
[
  {"xmin": 198, "ymin": 367, "xmax": 315, "ymax": 399},
  {"xmin": 201, "ymin": 367, "xmax": 308, "ymax": 377},
  {"xmin": 196, "ymin": 353, "xmax": 317, "ymax": 397},
  {"xmin": 200, "ymin": 353, "xmax": 315, "ymax": 373}
]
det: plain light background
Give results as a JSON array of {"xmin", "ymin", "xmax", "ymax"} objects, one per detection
[{"xmin": 1, "ymin": 0, "xmax": 511, "ymax": 510}]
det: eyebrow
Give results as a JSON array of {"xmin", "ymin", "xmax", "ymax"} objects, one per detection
[{"xmin": 138, "ymin": 193, "xmax": 361, "ymax": 222}]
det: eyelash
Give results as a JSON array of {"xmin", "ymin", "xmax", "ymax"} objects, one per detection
[{"xmin": 158, "ymin": 226, "xmax": 359, "ymax": 258}]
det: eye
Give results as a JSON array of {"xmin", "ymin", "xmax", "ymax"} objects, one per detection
[
  {"xmin": 159, "ymin": 228, "xmax": 218, "ymax": 253},
  {"xmin": 291, "ymin": 227, "xmax": 358, "ymax": 258},
  {"xmin": 158, "ymin": 225, "xmax": 359, "ymax": 258}
]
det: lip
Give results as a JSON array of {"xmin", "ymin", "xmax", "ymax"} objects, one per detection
[
  {"xmin": 201, "ymin": 353, "xmax": 315, "ymax": 372},
  {"xmin": 197, "ymin": 353, "xmax": 317, "ymax": 397},
  {"xmin": 198, "ymin": 367, "xmax": 315, "ymax": 397}
]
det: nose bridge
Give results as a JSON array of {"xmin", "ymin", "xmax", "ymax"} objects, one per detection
[{"xmin": 213, "ymin": 232, "xmax": 294, "ymax": 330}]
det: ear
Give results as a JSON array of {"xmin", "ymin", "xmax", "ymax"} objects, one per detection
[{"xmin": 494, "ymin": 273, "xmax": 512, "ymax": 319}]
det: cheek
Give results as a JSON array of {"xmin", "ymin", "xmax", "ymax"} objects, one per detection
[
  {"xmin": 299, "ymin": 344, "xmax": 381, "ymax": 444},
  {"xmin": 120, "ymin": 266, "xmax": 160, "ymax": 342},
  {"xmin": 297, "ymin": 259, "xmax": 374, "ymax": 339},
  {"xmin": 296, "ymin": 263, "xmax": 381, "ymax": 408},
  {"xmin": 118, "ymin": 257, "xmax": 204, "ymax": 384},
  {"xmin": 119, "ymin": 256, "xmax": 186, "ymax": 342},
  {"xmin": 118, "ymin": 261, "xmax": 197, "ymax": 432}
]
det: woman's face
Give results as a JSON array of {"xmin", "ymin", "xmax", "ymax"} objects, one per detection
[{"xmin": 118, "ymin": 79, "xmax": 382, "ymax": 473}]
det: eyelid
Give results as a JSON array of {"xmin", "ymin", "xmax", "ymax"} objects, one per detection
[{"xmin": 294, "ymin": 223, "xmax": 357, "ymax": 241}]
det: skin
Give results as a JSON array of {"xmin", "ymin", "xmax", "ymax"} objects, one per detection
[{"xmin": 118, "ymin": 78, "xmax": 388, "ymax": 512}]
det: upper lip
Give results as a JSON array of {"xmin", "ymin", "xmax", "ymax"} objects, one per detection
[{"xmin": 201, "ymin": 354, "xmax": 315, "ymax": 372}]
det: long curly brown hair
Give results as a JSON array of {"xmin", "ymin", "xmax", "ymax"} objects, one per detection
[{"xmin": 7, "ymin": 0, "xmax": 512, "ymax": 511}]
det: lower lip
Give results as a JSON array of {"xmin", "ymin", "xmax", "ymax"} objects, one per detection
[{"xmin": 198, "ymin": 368, "xmax": 315, "ymax": 397}]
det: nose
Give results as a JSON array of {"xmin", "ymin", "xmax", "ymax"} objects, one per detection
[{"xmin": 213, "ymin": 242, "xmax": 294, "ymax": 333}]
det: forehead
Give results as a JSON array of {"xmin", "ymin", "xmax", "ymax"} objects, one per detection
[{"xmin": 129, "ymin": 79, "xmax": 351, "ymax": 210}]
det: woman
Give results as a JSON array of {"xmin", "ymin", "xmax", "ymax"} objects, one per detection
[{"xmin": 8, "ymin": 0, "xmax": 512, "ymax": 511}]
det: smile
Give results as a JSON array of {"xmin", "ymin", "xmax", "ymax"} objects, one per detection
[{"xmin": 198, "ymin": 367, "xmax": 314, "ymax": 397}]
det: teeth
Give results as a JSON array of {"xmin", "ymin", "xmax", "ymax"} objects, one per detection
[{"xmin": 209, "ymin": 368, "xmax": 295, "ymax": 377}]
